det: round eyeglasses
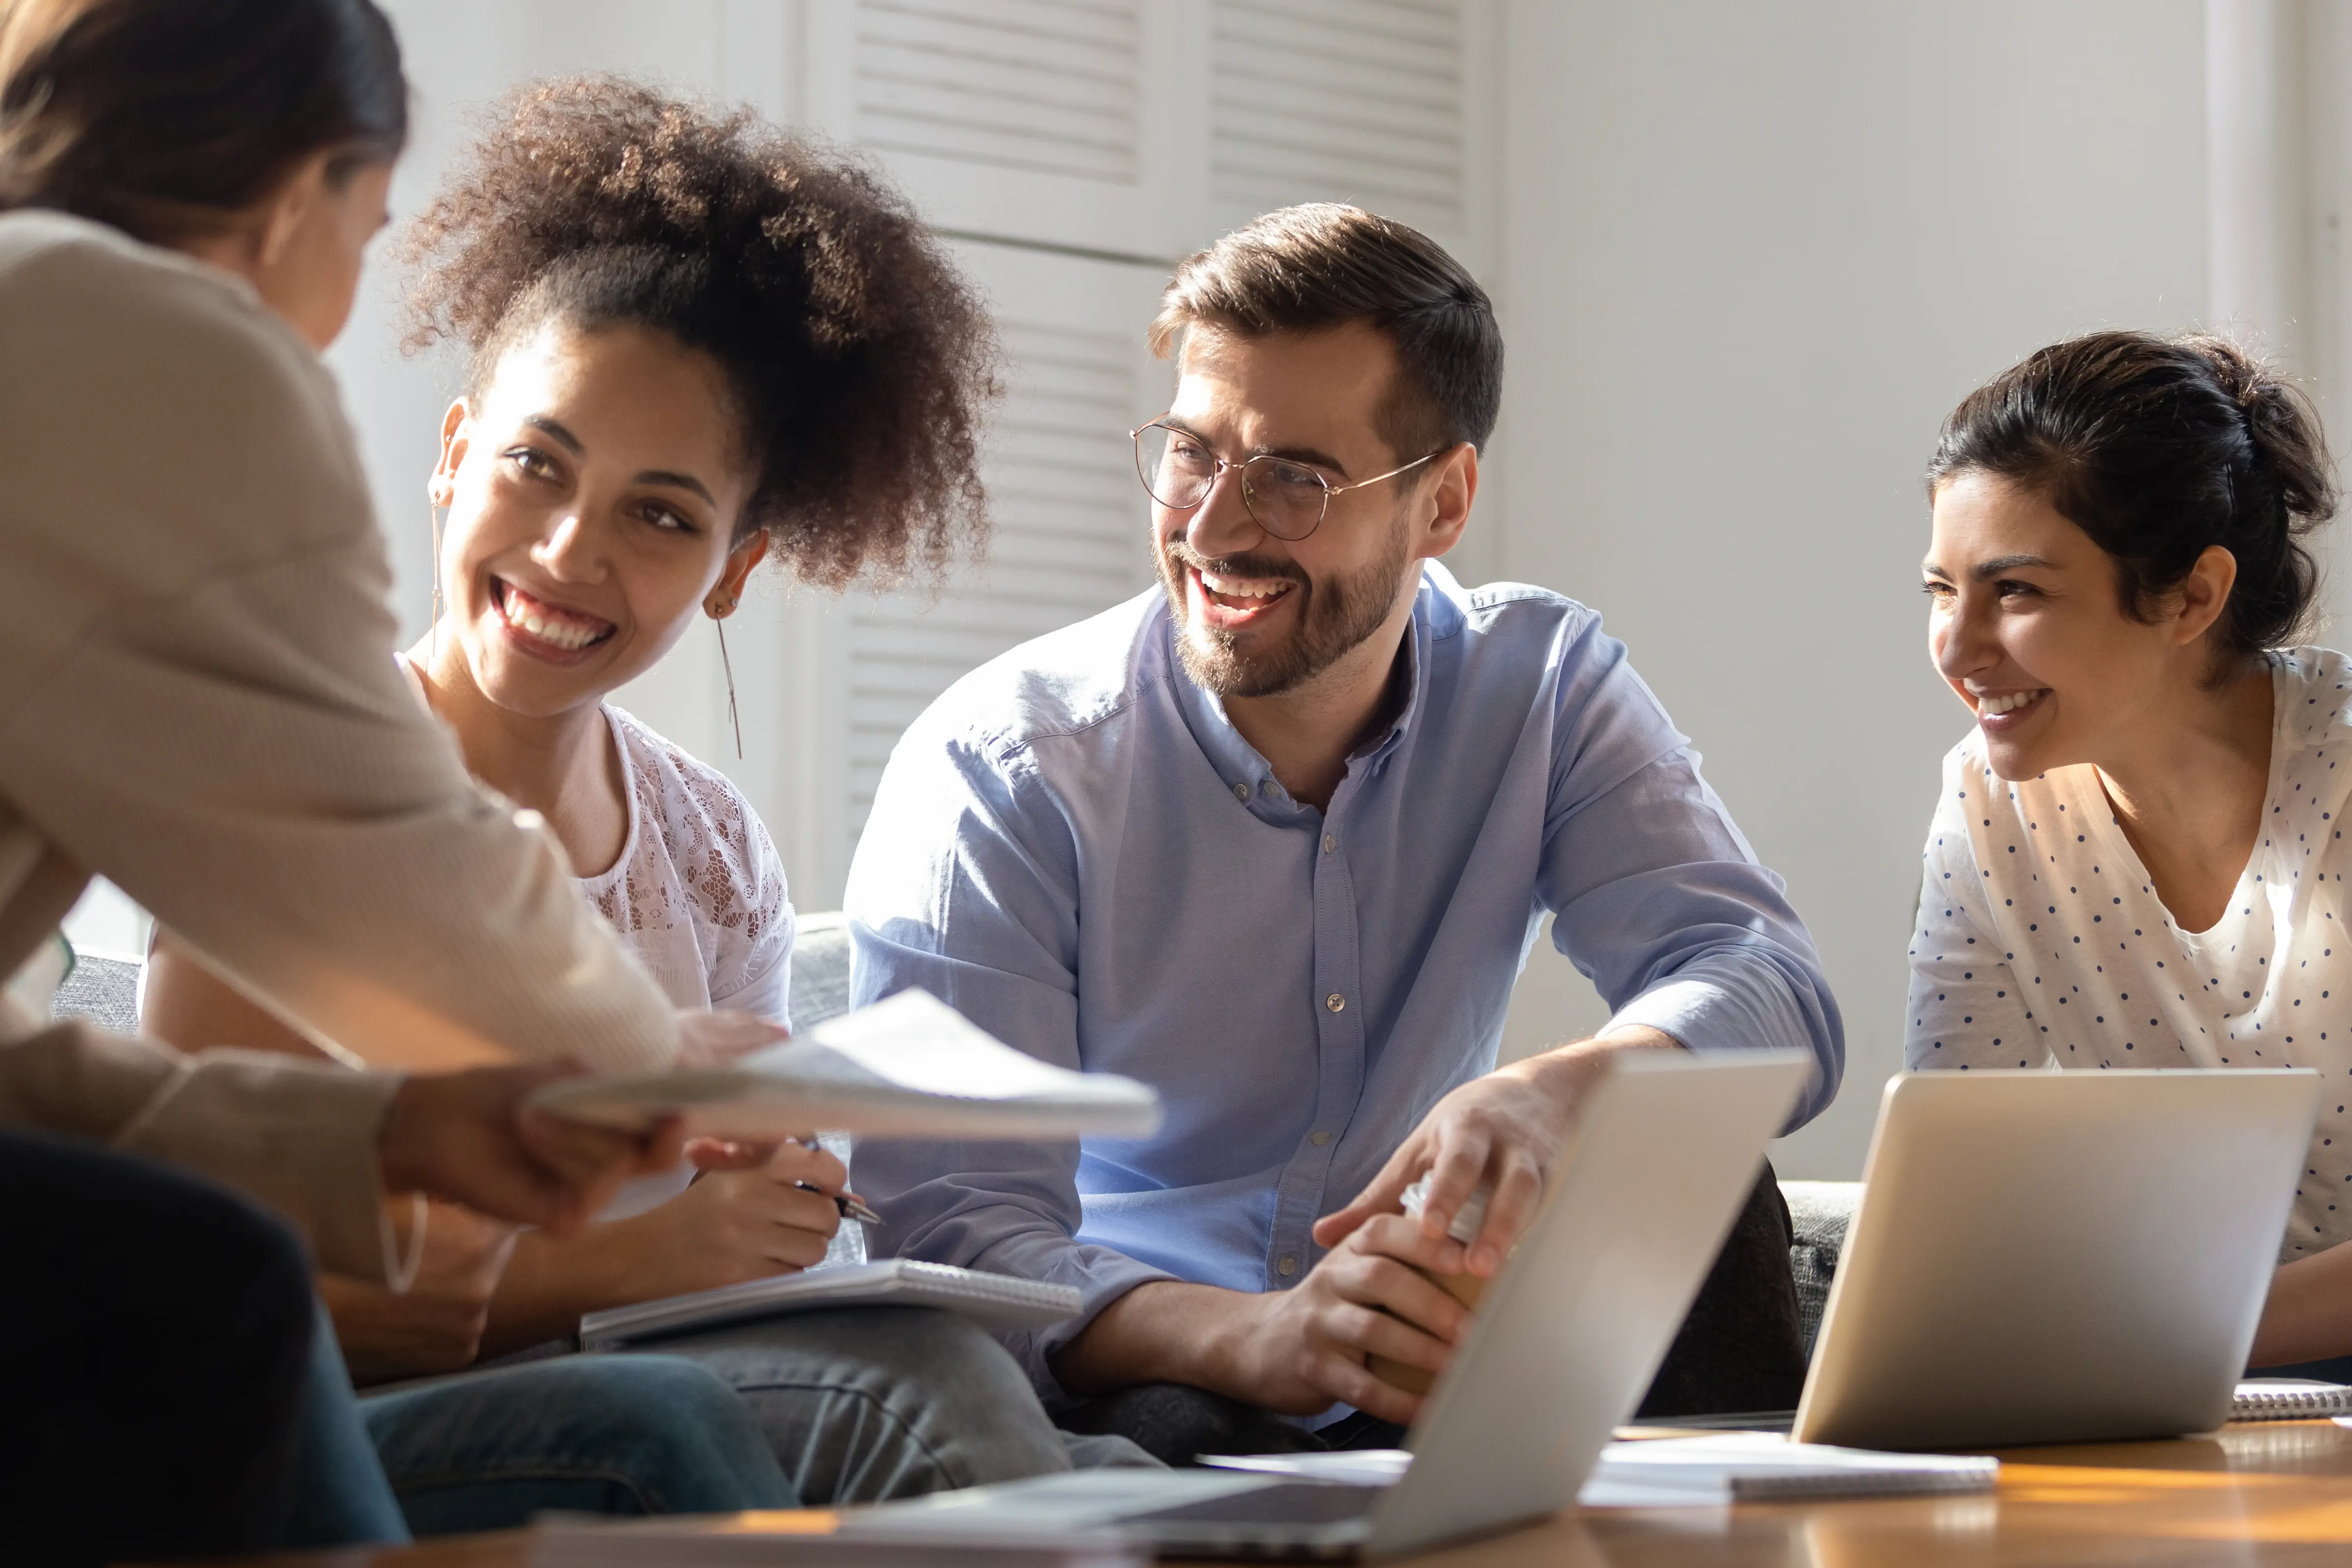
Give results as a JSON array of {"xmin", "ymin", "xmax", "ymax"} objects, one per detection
[{"xmin": 1131, "ymin": 419, "xmax": 1442, "ymax": 542}]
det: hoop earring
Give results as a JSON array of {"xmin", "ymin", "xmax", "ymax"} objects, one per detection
[{"xmin": 714, "ymin": 615, "xmax": 743, "ymax": 760}]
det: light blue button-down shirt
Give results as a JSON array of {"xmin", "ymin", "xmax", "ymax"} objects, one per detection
[{"xmin": 847, "ymin": 564, "xmax": 1843, "ymax": 1400}]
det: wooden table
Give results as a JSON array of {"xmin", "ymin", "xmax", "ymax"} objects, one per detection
[{"xmin": 196, "ymin": 1420, "xmax": 2352, "ymax": 1567}]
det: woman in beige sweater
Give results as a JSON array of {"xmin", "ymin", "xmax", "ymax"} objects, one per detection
[{"xmin": 0, "ymin": 0, "xmax": 798, "ymax": 1557}]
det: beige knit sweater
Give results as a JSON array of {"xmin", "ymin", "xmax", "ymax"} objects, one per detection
[{"xmin": 0, "ymin": 212, "xmax": 681, "ymax": 1275}]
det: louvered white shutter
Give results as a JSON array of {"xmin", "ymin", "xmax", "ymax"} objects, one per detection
[
  {"xmin": 1206, "ymin": 0, "xmax": 1491, "ymax": 265},
  {"xmin": 837, "ymin": 240, "xmax": 1169, "ymax": 871},
  {"xmin": 808, "ymin": 0, "xmax": 1202, "ymax": 257}
]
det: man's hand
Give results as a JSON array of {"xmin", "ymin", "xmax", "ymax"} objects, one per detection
[
  {"xmin": 1234, "ymin": 1213, "xmax": 1478, "ymax": 1424},
  {"xmin": 377, "ymin": 1063, "xmax": 685, "ymax": 1234},
  {"xmin": 1053, "ymin": 1215, "xmax": 1476, "ymax": 1427},
  {"xmin": 320, "ymin": 1200, "xmax": 518, "ymax": 1382},
  {"xmin": 1316, "ymin": 1029, "xmax": 1678, "ymax": 1277}
]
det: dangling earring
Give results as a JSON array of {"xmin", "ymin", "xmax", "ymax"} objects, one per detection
[
  {"xmin": 427, "ymin": 499, "xmax": 445, "ymax": 660},
  {"xmin": 711, "ymin": 598, "xmax": 743, "ymax": 760}
]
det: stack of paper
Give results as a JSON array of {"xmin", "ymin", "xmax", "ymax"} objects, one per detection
[
  {"xmin": 1585, "ymin": 1434, "xmax": 1997, "ymax": 1504},
  {"xmin": 528, "ymin": 990, "xmax": 1162, "ymax": 1142},
  {"xmin": 1201, "ymin": 1436, "xmax": 1997, "ymax": 1507}
]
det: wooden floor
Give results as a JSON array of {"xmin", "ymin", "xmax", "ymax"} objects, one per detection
[{"xmin": 198, "ymin": 1419, "xmax": 2352, "ymax": 1567}]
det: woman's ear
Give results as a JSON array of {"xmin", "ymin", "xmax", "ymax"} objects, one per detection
[
  {"xmin": 254, "ymin": 151, "xmax": 333, "ymax": 270},
  {"xmin": 2171, "ymin": 544, "xmax": 2240, "ymax": 647},
  {"xmin": 431, "ymin": 399, "xmax": 472, "ymax": 506},
  {"xmin": 706, "ymin": 531, "xmax": 771, "ymax": 618}
]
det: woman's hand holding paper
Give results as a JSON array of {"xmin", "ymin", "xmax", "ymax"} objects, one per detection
[{"xmin": 378, "ymin": 1062, "xmax": 686, "ymax": 1234}]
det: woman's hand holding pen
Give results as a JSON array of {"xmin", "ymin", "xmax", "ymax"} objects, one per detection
[{"xmin": 587, "ymin": 1136, "xmax": 851, "ymax": 1297}]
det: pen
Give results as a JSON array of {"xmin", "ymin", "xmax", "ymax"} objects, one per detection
[{"xmin": 783, "ymin": 1137, "xmax": 883, "ymax": 1225}]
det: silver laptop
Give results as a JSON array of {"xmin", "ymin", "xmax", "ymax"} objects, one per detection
[
  {"xmin": 843, "ymin": 1049, "xmax": 1810, "ymax": 1561},
  {"xmin": 1790, "ymin": 1068, "xmax": 2320, "ymax": 1451}
]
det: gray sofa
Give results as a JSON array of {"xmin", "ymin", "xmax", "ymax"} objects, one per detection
[{"xmin": 56, "ymin": 910, "xmax": 1857, "ymax": 1341}]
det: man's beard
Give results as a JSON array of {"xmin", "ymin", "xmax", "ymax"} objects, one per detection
[{"xmin": 1156, "ymin": 514, "xmax": 1412, "ymax": 700}]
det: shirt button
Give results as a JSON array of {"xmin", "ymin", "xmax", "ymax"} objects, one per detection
[
  {"xmin": 1277, "ymin": 1255, "xmax": 1299, "ymax": 1276},
  {"xmin": 1325, "ymin": 992, "xmax": 1346, "ymax": 1013},
  {"xmin": 1322, "ymin": 835, "xmax": 1336, "ymax": 854},
  {"xmin": 513, "ymin": 808, "xmax": 546, "ymax": 832},
  {"xmin": 1233, "ymin": 782, "xmax": 1250, "ymax": 802},
  {"xmin": 1309, "ymin": 1130, "xmax": 1332, "ymax": 1147}
]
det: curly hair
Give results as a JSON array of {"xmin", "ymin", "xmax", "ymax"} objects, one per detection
[{"xmin": 400, "ymin": 77, "xmax": 996, "ymax": 587}]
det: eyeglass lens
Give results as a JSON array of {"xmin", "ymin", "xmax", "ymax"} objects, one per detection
[{"xmin": 1134, "ymin": 424, "xmax": 1329, "ymax": 541}]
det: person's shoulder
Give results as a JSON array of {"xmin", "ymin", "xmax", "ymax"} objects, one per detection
[
  {"xmin": 604, "ymin": 703, "xmax": 781, "ymax": 881},
  {"xmin": 2274, "ymin": 647, "xmax": 2352, "ymax": 748},
  {"xmin": 1435, "ymin": 566, "xmax": 1598, "ymax": 643},
  {"xmin": 905, "ymin": 587, "xmax": 1165, "ymax": 761},
  {"xmin": 0, "ymin": 212, "xmax": 358, "ymax": 558},
  {"xmin": 0, "ymin": 211, "xmax": 326, "ymax": 394}
]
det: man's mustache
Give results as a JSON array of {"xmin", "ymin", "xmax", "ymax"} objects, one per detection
[{"xmin": 1160, "ymin": 541, "xmax": 1310, "ymax": 588}]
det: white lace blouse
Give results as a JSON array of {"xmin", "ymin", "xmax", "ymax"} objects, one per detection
[
  {"xmin": 582, "ymin": 704, "xmax": 794, "ymax": 1026},
  {"xmin": 1906, "ymin": 646, "xmax": 2352, "ymax": 1260}
]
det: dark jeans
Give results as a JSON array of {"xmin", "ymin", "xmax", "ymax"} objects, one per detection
[
  {"xmin": 0, "ymin": 1130, "xmax": 317, "ymax": 1566},
  {"xmin": 1060, "ymin": 1162, "xmax": 1805, "ymax": 1464}
]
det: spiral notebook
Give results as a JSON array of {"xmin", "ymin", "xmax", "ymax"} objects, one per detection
[
  {"xmin": 2233, "ymin": 1379, "xmax": 2352, "ymax": 1421},
  {"xmin": 579, "ymin": 1260, "xmax": 1082, "ymax": 1351}
]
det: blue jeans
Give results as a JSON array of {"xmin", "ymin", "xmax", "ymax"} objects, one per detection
[
  {"xmin": 358, "ymin": 1356, "xmax": 799, "ymax": 1535},
  {"xmin": 644, "ymin": 1306, "xmax": 1158, "ymax": 1501}
]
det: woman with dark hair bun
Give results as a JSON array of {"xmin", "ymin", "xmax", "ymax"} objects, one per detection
[
  {"xmin": 142, "ymin": 76, "xmax": 1115, "ymax": 1506},
  {"xmin": 1904, "ymin": 328, "xmax": 2352, "ymax": 1370}
]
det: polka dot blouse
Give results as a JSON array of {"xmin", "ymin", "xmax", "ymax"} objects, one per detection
[{"xmin": 1905, "ymin": 647, "xmax": 2352, "ymax": 1262}]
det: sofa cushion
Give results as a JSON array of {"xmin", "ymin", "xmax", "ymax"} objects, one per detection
[{"xmin": 1782, "ymin": 1180, "xmax": 1859, "ymax": 1357}]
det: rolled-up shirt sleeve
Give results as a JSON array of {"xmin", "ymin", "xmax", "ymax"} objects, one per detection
[
  {"xmin": 1536, "ymin": 624, "xmax": 1844, "ymax": 1128},
  {"xmin": 847, "ymin": 731, "xmax": 1173, "ymax": 1400}
]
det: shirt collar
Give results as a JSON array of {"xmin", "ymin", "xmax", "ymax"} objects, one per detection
[{"xmin": 1158, "ymin": 566, "xmax": 1442, "ymax": 811}]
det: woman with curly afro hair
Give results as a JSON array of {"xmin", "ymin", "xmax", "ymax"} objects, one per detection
[{"xmin": 144, "ymin": 78, "xmax": 1133, "ymax": 1506}]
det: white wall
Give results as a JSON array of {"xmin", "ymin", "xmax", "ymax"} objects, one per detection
[
  {"xmin": 140, "ymin": 0, "xmax": 2268, "ymax": 1182},
  {"xmin": 1485, "ymin": 0, "xmax": 2212, "ymax": 1175}
]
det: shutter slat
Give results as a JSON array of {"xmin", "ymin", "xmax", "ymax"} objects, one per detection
[{"xmin": 855, "ymin": 0, "xmax": 1144, "ymax": 183}]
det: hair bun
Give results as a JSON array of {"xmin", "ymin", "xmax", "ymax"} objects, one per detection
[{"xmin": 1928, "ymin": 328, "xmax": 2336, "ymax": 664}]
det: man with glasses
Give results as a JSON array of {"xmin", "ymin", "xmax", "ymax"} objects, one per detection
[{"xmin": 847, "ymin": 205, "xmax": 1843, "ymax": 1458}]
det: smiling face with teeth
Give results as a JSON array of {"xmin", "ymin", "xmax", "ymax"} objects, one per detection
[
  {"xmin": 423, "ymin": 321, "xmax": 764, "ymax": 724},
  {"xmin": 1923, "ymin": 470, "xmax": 2243, "ymax": 782},
  {"xmin": 1150, "ymin": 323, "xmax": 1473, "ymax": 704}
]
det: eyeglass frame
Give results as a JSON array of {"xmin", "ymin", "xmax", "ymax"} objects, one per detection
[{"xmin": 1129, "ymin": 417, "xmax": 1447, "ymax": 542}]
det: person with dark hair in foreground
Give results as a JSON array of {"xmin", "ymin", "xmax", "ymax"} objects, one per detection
[
  {"xmin": 1905, "ymin": 329, "xmax": 2352, "ymax": 1374},
  {"xmin": 0, "ymin": 3, "xmax": 822, "ymax": 1557},
  {"xmin": 145, "ymin": 76, "xmax": 1125, "ymax": 1503},
  {"xmin": 849, "ymin": 204, "xmax": 1845, "ymax": 1462}
]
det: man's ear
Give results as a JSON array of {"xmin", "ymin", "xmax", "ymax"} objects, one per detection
[
  {"xmin": 1414, "ymin": 442, "xmax": 1479, "ymax": 562},
  {"xmin": 2171, "ymin": 544, "xmax": 2240, "ymax": 647}
]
